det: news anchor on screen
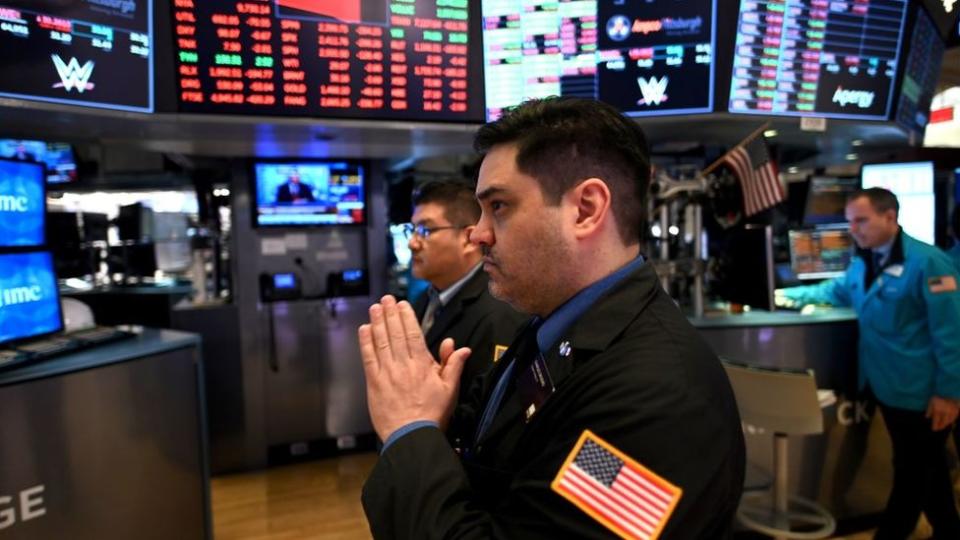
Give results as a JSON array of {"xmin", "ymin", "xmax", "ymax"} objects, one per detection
[{"xmin": 275, "ymin": 171, "xmax": 316, "ymax": 204}]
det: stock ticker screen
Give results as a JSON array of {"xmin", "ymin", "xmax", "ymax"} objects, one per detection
[
  {"xmin": 0, "ymin": 0, "xmax": 153, "ymax": 112},
  {"xmin": 482, "ymin": 0, "xmax": 716, "ymax": 121},
  {"xmin": 894, "ymin": 6, "xmax": 945, "ymax": 138},
  {"xmin": 728, "ymin": 0, "xmax": 908, "ymax": 120},
  {"xmin": 171, "ymin": 0, "xmax": 484, "ymax": 121}
]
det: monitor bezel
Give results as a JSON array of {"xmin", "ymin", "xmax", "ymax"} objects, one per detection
[
  {"xmin": 249, "ymin": 158, "xmax": 369, "ymax": 229},
  {"xmin": 0, "ymin": 250, "xmax": 65, "ymax": 347},
  {"xmin": 0, "ymin": 157, "xmax": 48, "ymax": 250}
]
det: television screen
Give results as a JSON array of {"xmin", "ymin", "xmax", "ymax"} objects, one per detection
[
  {"xmin": 861, "ymin": 161, "xmax": 935, "ymax": 244},
  {"xmin": 728, "ymin": 0, "xmax": 908, "ymax": 120},
  {"xmin": 254, "ymin": 161, "xmax": 365, "ymax": 227},
  {"xmin": 0, "ymin": 139, "xmax": 78, "ymax": 184},
  {"xmin": 171, "ymin": 0, "xmax": 483, "ymax": 121},
  {"xmin": 789, "ymin": 229, "xmax": 853, "ymax": 280},
  {"xmin": 0, "ymin": 251, "xmax": 63, "ymax": 345},
  {"xmin": 803, "ymin": 176, "xmax": 859, "ymax": 226},
  {"xmin": 0, "ymin": 0, "xmax": 153, "ymax": 112},
  {"xmin": 894, "ymin": 5, "xmax": 945, "ymax": 139},
  {"xmin": 0, "ymin": 158, "xmax": 46, "ymax": 248},
  {"xmin": 482, "ymin": 0, "xmax": 716, "ymax": 120}
]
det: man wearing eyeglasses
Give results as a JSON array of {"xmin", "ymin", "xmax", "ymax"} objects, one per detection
[{"xmin": 407, "ymin": 180, "xmax": 525, "ymax": 409}]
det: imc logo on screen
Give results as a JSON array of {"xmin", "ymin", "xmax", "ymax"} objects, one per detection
[
  {"xmin": 51, "ymin": 55, "xmax": 95, "ymax": 93},
  {"xmin": 0, "ymin": 285, "xmax": 43, "ymax": 308},
  {"xmin": 0, "ymin": 195, "xmax": 29, "ymax": 213}
]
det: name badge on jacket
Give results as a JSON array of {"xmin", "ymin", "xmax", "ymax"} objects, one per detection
[{"xmin": 516, "ymin": 354, "xmax": 555, "ymax": 422}]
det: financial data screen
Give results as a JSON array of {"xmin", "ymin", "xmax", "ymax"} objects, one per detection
[
  {"xmin": 728, "ymin": 0, "xmax": 908, "ymax": 120},
  {"xmin": 482, "ymin": 0, "xmax": 716, "ymax": 120},
  {"xmin": 172, "ymin": 0, "xmax": 483, "ymax": 121},
  {"xmin": 894, "ymin": 6, "xmax": 944, "ymax": 137},
  {"xmin": 789, "ymin": 229, "xmax": 853, "ymax": 279},
  {"xmin": 0, "ymin": 0, "xmax": 153, "ymax": 112}
]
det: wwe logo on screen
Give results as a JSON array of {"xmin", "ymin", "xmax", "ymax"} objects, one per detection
[
  {"xmin": 637, "ymin": 76, "xmax": 669, "ymax": 106},
  {"xmin": 51, "ymin": 55, "xmax": 95, "ymax": 93}
]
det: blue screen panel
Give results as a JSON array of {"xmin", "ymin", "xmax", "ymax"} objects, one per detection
[
  {"xmin": 254, "ymin": 161, "xmax": 365, "ymax": 227},
  {"xmin": 0, "ymin": 251, "xmax": 62, "ymax": 345},
  {"xmin": 0, "ymin": 159, "xmax": 45, "ymax": 248}
]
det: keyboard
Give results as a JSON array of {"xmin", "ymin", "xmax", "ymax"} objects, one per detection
[{"xmin": 0, "ymin": 327, "xmax": 137, "ymax": 371}]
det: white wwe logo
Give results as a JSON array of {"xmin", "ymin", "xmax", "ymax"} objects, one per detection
[
  {"xmin": 51, "ymin": 55, "xmax": 95, "ymax": 93},
  {"xmin": 637, "ymin": 76, "xmax": 668, "ymax": 106}
]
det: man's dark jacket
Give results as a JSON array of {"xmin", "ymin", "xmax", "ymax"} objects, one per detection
[
  {"xmin": 412, "ymin": 268, "xmax": 526, "ymax": 408},
  {"xmin": 364, "ymin": 262, "xmax": 746, "ymax": 538}
]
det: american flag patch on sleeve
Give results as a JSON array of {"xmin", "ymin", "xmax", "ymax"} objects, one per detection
[
  {"xmin": 551, "ymin": 430, "xmax": 682, "ymax": 540},
  {"xmin": 929, "ymin": 275, "xmax": 958, "ymax": 294}
]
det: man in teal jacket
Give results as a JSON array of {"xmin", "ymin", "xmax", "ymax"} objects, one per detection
[{"xmin": 778, "ymin": 188, "xmax": 960, "ymax": 539}]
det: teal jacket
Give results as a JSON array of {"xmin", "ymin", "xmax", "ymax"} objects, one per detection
[{"xmin": 782, "ymin": 232, "xmax": 960, "ymax": 411}]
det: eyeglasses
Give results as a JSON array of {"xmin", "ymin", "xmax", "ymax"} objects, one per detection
[{"xmin": 402, "ymin": 223, "xmax": 465, "ymax": 239}]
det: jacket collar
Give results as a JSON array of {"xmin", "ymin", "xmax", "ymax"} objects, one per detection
[
  {"xmin": 476, "ymin": 262, "xmax": 660, "ymax": 447},
  {"xmin": 424, "ymin": 269, "xmax": 490, "ymax": 345}
]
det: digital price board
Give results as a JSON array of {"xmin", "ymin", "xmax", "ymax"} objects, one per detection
[
  {"xmin": 172, "ymin": 0, "xmax": 483, "ymax": 121},
  {"xmin": 728, "ymin": 0, "xmax": 908, "ymax": 120},
  {"xmin": 482, "ymin": 0, "xmax": 716, "ymax": 121},
  {"xmin": 0, "ymin": 0, "xmax": 153, "ymax": 112},
  {"xmin": 894, "ymin": 5, "xmax": 945, "ymax": 138}
]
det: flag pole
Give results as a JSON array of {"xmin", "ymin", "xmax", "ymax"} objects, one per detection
[{"xmin": 700, "ymin": 121, "xmax": 773, "ymax": 177}]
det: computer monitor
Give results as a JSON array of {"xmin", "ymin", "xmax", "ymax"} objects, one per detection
[
  {"xmin": 253, "ymin": 161, "xmax": 365, "ymax": 227},
  {"xmin": 803, "ymin": 177, "xmax": 860, "ymax": 226},
  {"xmin": 0, "ymin": 158, "xmax": 46, "ymax": 248},
  {"xmin": 0, "ymin": 251, "xmax": 64, "ymax": 345},
  {"xmin": 861, "ymin": 161, "xmax": 936, "ymax": 244},
  {"xmin": 788, "ymin": 229, "xmax": 854, "ymax": 280}
]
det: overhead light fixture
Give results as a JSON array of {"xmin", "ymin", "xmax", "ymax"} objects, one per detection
[
  {"xmin": 787, "ymin": 166, "xmax": 799, "ymax": 173},
  {"xmin": 764, "ymin": 129, "xmax": 778, "ymax": 138},
  {"xmin": 851, "ymin": 139, "xmax": 864, "ymax": 146},
  {"xmin": 846, "ymin": 153, "xmax": 859, "ymax": 161}
]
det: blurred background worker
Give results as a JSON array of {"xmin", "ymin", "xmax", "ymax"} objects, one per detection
[
  {"xmin": 777, "ymin": 187, "xmax": 960, "ymax": 539},
  {"xmin": 406, "ymin": 180, "xmax": 525, "ymax": 408}
]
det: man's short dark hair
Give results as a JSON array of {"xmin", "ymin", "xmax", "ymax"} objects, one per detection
[
  {"xmin": 412, "ymin": 180, "xmax": 481, "ymax": 226},
  {"xmin": 848, "ymin": 187, "xmax": 899, "ymax": 216},
  {"xmin": 474, "ymin": 97, "xmax": 650, "ymax": 244}
]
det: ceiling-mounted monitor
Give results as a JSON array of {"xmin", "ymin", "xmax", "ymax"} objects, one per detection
[
  {"xmin": 0, "ymin": 139, "xmax": 77, "ymax": 184},
  {"xmin": 252, "ymin": 160, "xmax": 365, "ymax": 227},
  {"xmin": 894, "ymin": 4, "xmax": 946, "ymax": 139},
  {"xmin": 728, "ymin": 0, "xmax": 908, "ymax": 120},
  {"xmin": 482, "ymin": 0, "xmax": 716, "ymax": 121},
  {"xmin": 171, "ymin": 0, "xmax": 483, "ymax": 122},
  {"xmin": 0, "ymin": 0, "xmax": 153, "ymax": 112}
]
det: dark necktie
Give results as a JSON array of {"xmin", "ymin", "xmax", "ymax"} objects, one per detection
[{"xmin": 421, "ymin": 289, "xmax": 441, "ymax": 335}]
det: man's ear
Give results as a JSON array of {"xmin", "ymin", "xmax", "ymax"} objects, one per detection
[
  {"xmin": 568, "ymin": 178, "xmax": 612, "ymax": 240},
  {"xmin": 462, "ymin": 225, "xmax": 480, "ymax": 252}
]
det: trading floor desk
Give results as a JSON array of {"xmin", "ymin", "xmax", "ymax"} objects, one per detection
[
  {"xmin": 0, "ymin": 329, "xmax": 211, "ymax": 540},
  {"xmin": 690, "ymin": 309, "xmax": 892, "ymax": 522}
]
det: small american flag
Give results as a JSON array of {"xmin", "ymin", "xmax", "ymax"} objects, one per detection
[
  {"xmin": 929, "ymin": 275, "xmax": 958, "ymax": 294},
  {"xmin": 552, "ymin": 431, "xmax": 682, "ymax": 540},
  {"xmin": 720, "ymin": 135, "xmax": 784, "ymax": 217}
]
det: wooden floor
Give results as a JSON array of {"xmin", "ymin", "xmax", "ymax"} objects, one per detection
[
  {"xmin": 210, "ymin": 453, "xmax": 935, "ymax": 540},
  {"xmin": 211, "ymin": 453, "xmax": 377, "ymax": 540}
]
